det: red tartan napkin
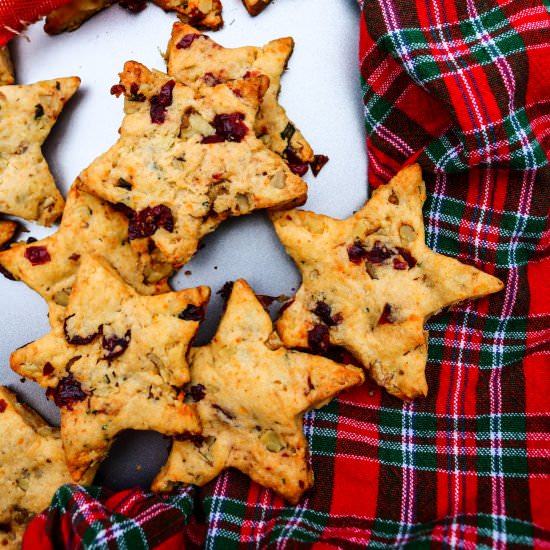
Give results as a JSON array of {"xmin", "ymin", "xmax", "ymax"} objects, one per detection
[{"xmin": 2, "ymin": 0, "xmax": 549, "ymax": 548}]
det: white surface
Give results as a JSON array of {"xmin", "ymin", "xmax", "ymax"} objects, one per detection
[{"xmin": 0, "ymin": 0, "xmax": 367, "ymax": 488}]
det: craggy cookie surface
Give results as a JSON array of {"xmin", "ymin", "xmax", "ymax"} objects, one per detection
[
  {"xmin": 241, "ymin": 0, "xmax": 272, "ymax": 16},
  {"xmin": 0, "ymin": 185, "xmax": 173, "ymax": 311},
  {"xmin": 271, "ymin": 165, "xmax": 504, "ymax": 400},
  {"xmin": 78, "ymin": 61, "xmax": 307, "ymax": 265},
  {"xmin": 0, "ymin": 386, "xmax": 83, "ymax": 549},
  {"xmin": 0, "ymin": 77, "xmax": 80, "ymax": 226},
  {"xmin": 0, "ymin": 46, "xmax": 14, "ymax": 86},
  {"xmin": 45, "ymin": 0, "xmax": 223, "ymax": 34},
  {"xmin": 167, "ymin": 23, "xmax": 315, "ymax": 171},
  {"xmin": 153, "ymin": 279, "xmax": 364, "ymax": 503},
  {"xmin": 11, "ymin": 255, "xmax": 209, "ymax": 481}
]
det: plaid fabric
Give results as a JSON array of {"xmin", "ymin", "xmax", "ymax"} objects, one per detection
[
  {"xmin": 0, "ymin": 0, "xmax": 71, "ymax": 46},
  {"xmin": 18, "ymin": 0, "xmax": 550, "ymax": 547}
]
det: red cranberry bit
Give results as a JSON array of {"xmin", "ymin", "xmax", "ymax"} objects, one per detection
[
  {"xmin": 283, "ymin": 146, "xmax": 308, "ymax": 176},
  {"xmin": 47, "ymin": 374, "xmax": 87, "ymax": 410},
  {"xmin": 378, "ymin": 303, "xmax": 395, "ymax": 325},
  {"xmin": 42, "ymin": 362, "xmax": 55, "ymax": 376},
  {"xmin": 203, "ymin": 72, "xmax": 222, "ymax": 87},
  {"xmin": 24, "ymin": 246, "xmax": 51, "ymax": 266},
  {"xmin": 187, "ymin": 384, "xmax": 206, "ymax": 402},
  {"xmin": 128, "ymin": 205, "xmax": 174, "ymax": 240},
  {"xmin": 179, "ymin": 304, "xmax": 205, "ymax": 322},
  {"xmin": 0, "ymin": 264, "xmax": 16, "ymax": 280},
  {"xmin": 313, "ymin": 301, "xmax": 342, "ymax": 327},
  {"xmin": 63, "ymin": 314, "xmax": 100, "ymax": 345},
  {"xmin": 396, "ymin": 247, "xmax": 417, "ymax": 268},
  {"xmin": 393, "ymin": 257, "xmax": 408, "ymax": 270},
  {"xmin": 119, "ymin": 0, "xmax": 147, "ymax": 12},
  {"xmin": 129, "ymin": 83, "xmax": 146, "ymax": 102},
  {"xmin": 347, "ymin": 241, "xmax": 368, "ymax": 264},
  {"xmin": 150, "ymin": 80, "xmax": 176, "ymax": 124},
  {"xmin": 308, "ymin": 324, "xmax": 330, "ymax": 354},
  {"xmin": 365, "ymin": 241, "xmax": 394, "ymax": 264},
  {"xmin": 176, "ymin": 33, "xmax": 202, "ymax": 49},
  {"xmin": 310, "ymin": 154, "xmax": 329, "ymax": 177},
  {"xmin": 0, "ymin": 399, "xmax": 6, "ymax": 413},
  {"xmin": 68, "ymin": 253, "xmax": 80, "ymax": 261},
  {"xmin": 202, "ymin": 113, "xmax": 248, "ymax": 144},
  {"xmin": 110, "ymin": 84, "xmax": 125, "ymax": 97},
  {"xmin": 102, "ymin": 329, "xmax": 131, "ymax": 361}
]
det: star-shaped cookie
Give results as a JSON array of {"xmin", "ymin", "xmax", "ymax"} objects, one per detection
[
  {"xmin": 0, "ymin": 386, "xmax": 88, "ymax": 549},
  {"xmin": 11, "ymin": 255, "xmax": 210, "ymax": 481},
  {"xmin": 44, "ymin": 0, "xmax": 223, "ymax": 34},
  {"xmin": 241, "ymin": 0, "xmax": 271, "ymax": 16},
  {"xmin": 77, "ymin": 61, "xmax": 307, "ymax": 265},
  {"xmin": 0, "ymin": 77, "xmax": 80, "ymax": 226},
  {"xmin": 166, "ymin": 22, "xmax": 315, "ymax": 171},
  {"xmin": 0, "ymin": 46, "xmax": 14, "ymax": 86},
  {"xmin": 152, "ymin": 279, "xmax": 364, "ymax": 503},
  {"xmin": 0, "ymin": 219, "xmax": 17, "ymax": 249},
  {"xmin": 270, "ymin": 164, "xmax": 504, "ymax": 400},
  {"xmin": 0, "ymin": 184, "xmax": 174, "ymax": 312}
]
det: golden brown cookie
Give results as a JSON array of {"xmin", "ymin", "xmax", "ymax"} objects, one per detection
[
  {"xmin": 167, "ymin": 23, "xmax": 315, "ymax": 171},
  {"xmin": 0, "ymin": 77, "xmax": 80, "ymax": 226},
  {"xmin": 78, "ymin": 61, "xmax": 307, "ymax": 266},
  {"xmin": 45, "ymin": 0, "xmax": 222, "ymax": 34},
  {"xmin": 153, "ymin": 279, "xmax": 364, "ymax": 503},
  {"xmin": 241, "ymin": 0, "xmax": 271, "ymax": 16},
  {"xmin": 0, "ymin": 220, "xmax": 17, "ymax": 249},
  {"xmin": 0, "ymin": 46, "xmax": 15, "ymax": 86},
  {"xmin": 0, "ymin": 386, "xmax": 88, "ymax": 549},
  {"xmin": 0, "ymin": 184, "xmax": 173, "ymax": 310},
  {"xmin": 11, "ymin": 255, "xmax": 209, "ymax": 481},
  {"xmin": 271, "ymin": 164, "xmax": 504, "ymax": 400}
]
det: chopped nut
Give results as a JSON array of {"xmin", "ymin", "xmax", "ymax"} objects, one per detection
[
  {"xmin": 270, "ymin": 171, "xmax": 286, "ymax": 189},
  {"xmin": 260, "ymin": 430, "xmax": 285, "ymax": 453},
  {"xmin": 399, "ymin": 223, "xmax": 416, "ymax": 243}
]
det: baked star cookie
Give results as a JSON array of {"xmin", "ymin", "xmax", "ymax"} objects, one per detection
[
  {"xmin": 11, "ymin": 255, "xmax": 209, "ymax": 481},
  {"xmin": 241, "ymin": 0, "xmax": 271, "ymax": 16},
  {"xmin": 0, "ymin": 386, "xmax": 90, "ymax": 549},
  {"xmin": 45, "ymin": 0, "xmax": 222, "ymax": 34},
  {"xmin": 167, "ymin": 23, "xmax": 315, "ymax": 171},
  {"xmin": 78, "ymin": 61, "xmax": 307, "ymax": 265},
  {"xmin": 271, "ymin": 164, "xmax": 504, "ymax": 400},
  {"xmin": 153, "ymin": 279, "xmax": 364, "ymax": 503},
  {"xmin": 0, "ymin": 77, "xmax": 80, "ymax": 226},
  {"xmin": 0, "ymin": 220, "xmax": 17, "ymax": 249},
  {"xmin": 0, "ymin": 46, "xmax": 15, "ymax": 86},
  {"xmin": 0, "ymin": 185, "xmax": 173, "ymax": 311}
]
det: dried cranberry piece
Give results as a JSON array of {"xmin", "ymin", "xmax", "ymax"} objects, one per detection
[
  {"xmin": 202, "ymin": 113, "xmax": 248, "ymax": 143},
  {"xmin": 393, "ymin": 258, "xmax": 408, "ymax": 270},
  {"xmin": 150, "ymin": 80, "xmax": 175, "ymax": 124},
  {"xmin": 310, "ymin": 154, "xmax": 329, "ymax": 177},
  {"xmin": 47, "ymin": 374, "xmax": 87, "ymax": 410},
  {"xmin": 187, "ymin": 384, "xmax": 206, "ymax": 402},
  {"xmin": 308, "ymin": 324, "xmax": 330, "ymax": 354},
  {"xmin": 42, "ymin": 362, "xmax": 54, "ymax": 376},
  {"xmin": 347, "ymin": 241, "xmax": 368, "ymax": 264},
  {"xmin": 119, "ymin": 0, "xmax": 147, "ymax": 12},
  {"xmin": 203, "ymin": 72, "xmax": 222, "ymax": 87},
  {"xmin": 176, "ymin": 33, "xmax": 201, "ymax": 49},
  {"xmin": 217, "ymin": 281, "xmax": 234, "ymax": 303},
  {"xmin": 63, "ymin": 314, "xmax": 100, "ymax": 345},
  {"xmin": 283, "ymin": 146, "xmax": 308, "ymax": 176},
  {"xmin": 0, "ymin": 264, "xmax": 16, "ymax": 280},
  {"xmin": 313, "ymin": 301, "xmax": 342, "ymax": 327},
  {"xmin": 179, "ymin": 304, "xmax": 205, "ymax": 322},
  {"xmin": 128, "ymin": 205, "xmax": 174, "ymax": 240},
  {"xmin": 110, "ymin": 84, "xmax": 125, "ymax": 97},
  {"xmin": 102, "ymin": 329, "xmax": 131, "ymax": 361},
  {"xmin": 366, "ymin": 241, "xmax": 394, "ymax": 264},
  {"xmin": 0, "ymin": 399, "xmax": 6, "ymax": 413},
  {"xmin": 396, "ymin": 247, "xmax": 417, "ymax": 269},
  {"xmin": 129, "ymin": 83, "xmax": 146, "ymax": 102},
  {"xmin": 378, "ymin": 304, "xmax": 395, "ymax": 325},
  {"xmin": 24, "ymin": 246, "xmax": 51, "ymax": 266}
]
